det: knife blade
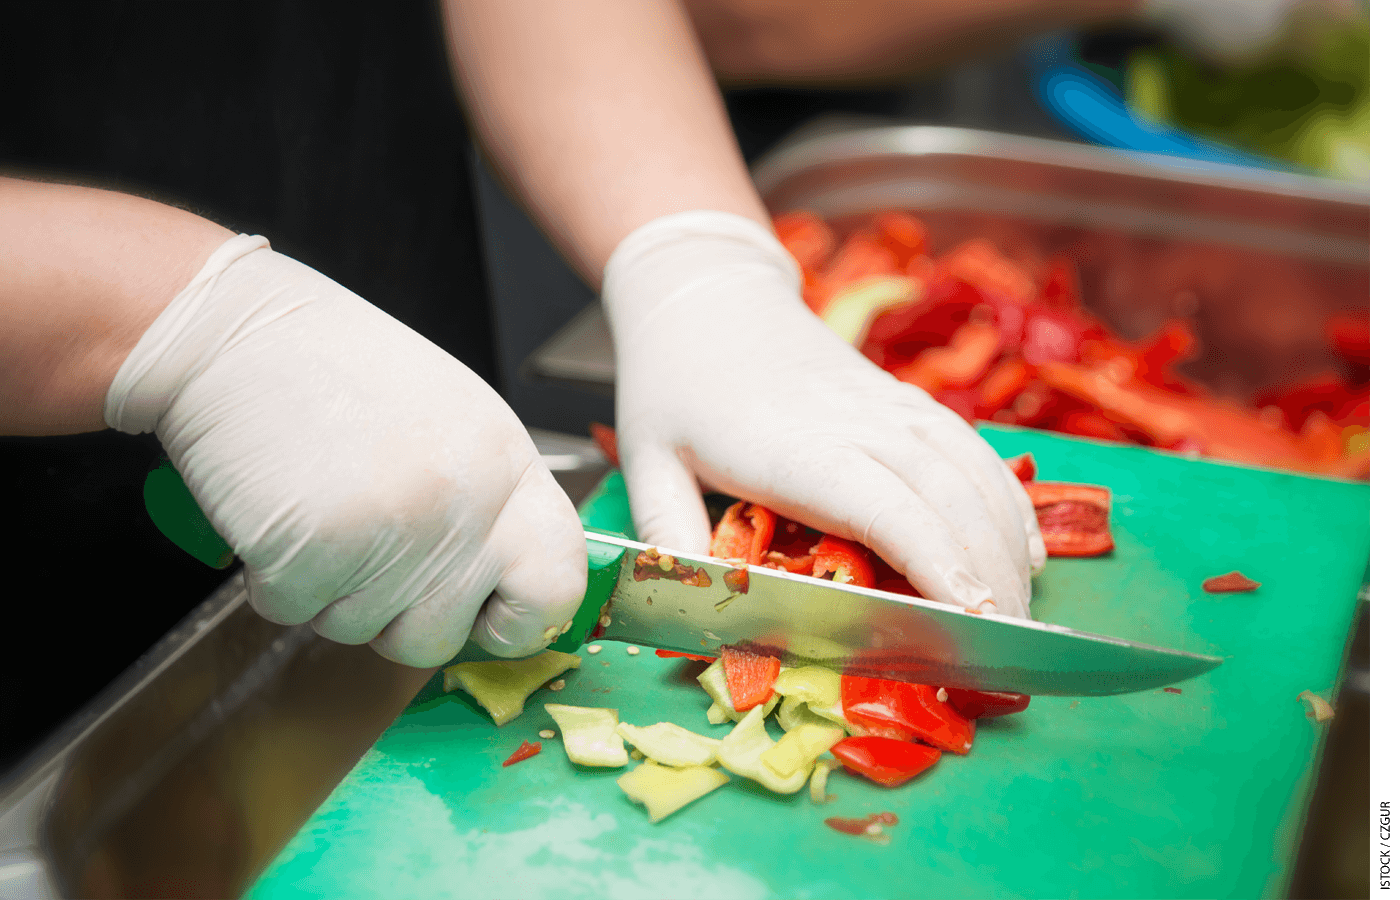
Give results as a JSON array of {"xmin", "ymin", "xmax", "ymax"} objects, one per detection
[{"xmin": 552, "ymin": 532, "xmax": 1221, "ymax": 697}]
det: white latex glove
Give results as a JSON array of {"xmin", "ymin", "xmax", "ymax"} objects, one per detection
[
  {"xmin": 1139, "ymin": 0, "xmax": 1361, "ymax": 64},
  {"xmin": 602, "ymin": 211, "xmax": 1045, "ymax": 618},
  {"xmin": 106, "ymin": 234, "xmax": 586, "ymax": 666}
]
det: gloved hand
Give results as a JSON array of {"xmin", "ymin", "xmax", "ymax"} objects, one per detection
[
  {"xmin": 1139, "ymin": 0, "xmax": 1361, "ymax": 64},
  {"xmin": 602, "ymin": 211, "xmax": 1045, "ymax": 618},
  {"xmin": 106, "ymin": 234, "xmax": 586, "ymax": 666}
]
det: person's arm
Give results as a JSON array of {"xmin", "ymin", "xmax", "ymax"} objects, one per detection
[
  {"xmin": 441, "ymin": 0, "xmax": 764, "ymax": 288},
  {"xmin": 441, "ymin": 0, "xmax": 1044, "ymax": 616},
  {"xmin": 0, "ymin": 176, "xmax": 231, "ymax": 434},
  {"xmin": 684, "ymin": 0, "xmax": 1140, "ymax": 85},
  {"xmin": 3, "ymin": 176, "xmax": 585, "ymax": 666}
]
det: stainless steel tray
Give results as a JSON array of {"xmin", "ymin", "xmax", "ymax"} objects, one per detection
[
  {"xmin": 0, "ymin": 431, "xmax": 610, "ymax": 899},
  {"xmin": 528, "ymin": 123, "xmax": 1367, "ymax": 394}
]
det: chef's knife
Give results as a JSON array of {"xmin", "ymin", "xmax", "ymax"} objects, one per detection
[
  {"xmin": 142, "ymin": 465, "xmax": 1221, "ymax": 695},
  {"xmin": 557, "ymin": 532, "xmax": 1221, "ymax": 697}
]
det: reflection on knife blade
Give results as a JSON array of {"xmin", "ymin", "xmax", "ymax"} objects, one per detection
[{"xmin": 584, "ymin": 532, "xmax": 1221, "ymax": 697}]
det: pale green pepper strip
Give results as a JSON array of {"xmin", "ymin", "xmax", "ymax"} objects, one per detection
[
  {"xmin": 760, "ymin": 721, "xmax": 845, "ymax": 778},
  {"xmin": 442, "ymin": 650, "xmax": 581, "ymax": 726},
  {"xmin": 615, "ymin": 721, "xmax": 722, "ymax": 768},
  {"xmin": 544, "ymin": 704, "xmax": 628, "ymax": 767},
  {"xmin": 776, "ymin": 695, "xmax": 852, "ymax": 734},
  {"xmin": 773, "ymin": 666, "xmax": 842, "ymax": 709},
  {"xmin": 617, "ymin": 761, "xmax": 729, "ymax": 823},
  {"xmin": 717, "ymin": 706, "xmax": 810, "ymax": 794},
  {"xmin": 819, "ymin": 275, "xmax": 921, "ymax": 346}
]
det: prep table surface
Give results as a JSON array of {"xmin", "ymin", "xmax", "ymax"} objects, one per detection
[{"xmin": 247, "ymin": 427, "xmax": 1367, "ymax": 899}]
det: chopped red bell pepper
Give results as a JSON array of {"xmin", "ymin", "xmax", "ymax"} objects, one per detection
[
  {"xmin": 871, "ymin": 211, "xmax": 930, "ymax": 269},
  {"xmin": 503, "ymin": 740, "xmax": 542, "ymax": 767},
  {"xmin": 979, "ymin": 357, "xmax": 1032, "ymax": 414},
  {"xmin": 774, "ymin": 211, "xmax": 836, "ymax": 281},
  {"xmin": 811, "ymin": 535, "xmax": 876, "ymax": 588},
  {"xmin": 1023, "ymin": 481, "xmax": 1114, "ymax": 557},
  {"xmin": 588, "ymin": 422, "xmax": 620, "ymax": 468},
  {"xmin": 1036, "ymin": 361, "xmax": 1342, "ymax": 474},
  {"xmin": 891, "ymin": 320, "xmax": 1001, "ymax": 394},
  {"xmin": 1039, "ymin": 256, "xmax": 1081, "ymax": 311},
  {"xmin": 1325, "ymin": 313, "xmax": 1369, "ymax": 366},
  {"xmin": 1021, "ymin": 308, "xmax": 1087, "ymax": 367},
  {"xmin": 655, "ymin": 649, "xmax": 717, "ymax": 663},
  {"xmin": 830, "ymin": 736, "xmax": 942, "ymax": 787},
  {"xmin": 841, "ymin": 674, "xmax": 975, "ymax": 754},
  {"xmin": 942, "ymin": 688, "xmax": 1031, "ymax": 719},
  {"xmin": 940, "ymin": 238, "xmax": 1037, "ymax": 307},
  {"xmin": 1003, "ymin": 452, "xmax": 1037, "ymax": 483},
  {"xmin": 1059, "ymin": 409, "xmax": 1129, "ymax": 442},
  {"xmin": 711, "ymin": 502, "xmax": 776, "ymax": 566},
  {"xmin": 1202, "ymin": 571, "xmax": 1260, "ymax": 593},
  {"xmin": 802, "ymin": 210, "xmax": 1367, "ymax": 481},
  {"xmin": 1254, "ymin": 371, "xmax": 1366, "ymax": 432},
  {"xmin": 933, "ymin": 388, "xmax": 981, "ymax": 424},
  {"xmin": 721, "ymin": 646, "xmax": 782, "ymax": 711},
  {"xmin": 825, "ymin": 811, "xmax": 900, "ymax": 836}
]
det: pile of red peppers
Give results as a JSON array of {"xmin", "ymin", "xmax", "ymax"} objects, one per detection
[
  {"xmin": 776, "ymin": 210, "xmax": 1369, "ymax": 480},
  {"xmin": 706, "ymin": 500, "xmax": 1033, "ymax": 787}
]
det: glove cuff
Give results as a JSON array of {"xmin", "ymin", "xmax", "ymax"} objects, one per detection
[
  {"xmin": 104, "ymin": 233, "xmax": 270, "ymax": 434},
  {"xmin": 601, "ymin": 210, "xmax": 802, "ymax": 325}
]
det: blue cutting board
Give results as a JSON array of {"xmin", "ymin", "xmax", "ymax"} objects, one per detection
[{"xmin": 246, "ymin": 426, "xmax": 1368, "ymax": 899}]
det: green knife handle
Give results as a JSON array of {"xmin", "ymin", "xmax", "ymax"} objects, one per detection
[
  {"xmin": 552, "ymin": 535, "xmax": 627, "ymax": 653},
  {"xmin": 144, "ymin": 457, "xmax": 236, "ymax": 569},
  {"xmin": 144, "ymin": 458, "xmax": 626, "ymax": 655}
]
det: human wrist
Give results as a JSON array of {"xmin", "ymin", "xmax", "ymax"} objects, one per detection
[
  {"xmin": 104, "ymin": 234, "xmax": 273, "ymax": 435},
  {"xmin": 600, "ymin": 210, "xmax": 803, "ymax": 328}
]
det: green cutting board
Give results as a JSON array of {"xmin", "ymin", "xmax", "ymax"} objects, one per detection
[{"xmin": 247, "ymin": 426, "xmax": 1368, "ymax": 900}]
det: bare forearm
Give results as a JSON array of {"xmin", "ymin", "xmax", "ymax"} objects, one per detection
[
  {"xmin": 0, "ymin": 177, "xmax": 232, "ymax": 435},
  {"xmin": 441, "ymin": 0, "xmax": 768, "ymax": 288},
  {"xmin": 686, "ymin": 0, "xmax": 1142, "ymax": 85}
]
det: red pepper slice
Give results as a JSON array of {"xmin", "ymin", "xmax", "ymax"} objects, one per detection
[
  {"xmin": 811, "ymin": 535, "xmax": 876, "ymax": 588},
  {"xmin": 892, "ymin": 320, "xmax": 1002, "ymax": 394},
  {"xmin": 502, "ymin": 740, "xmax": 542, "ymax": 768},
  {"xmin": 871, "ymin": 211, "xmax": 930, "ymax": 269},
  {"xmin": 589, "ymin": 422, "xmax": 620, "ymax": 468},
  {"xmin": 1040, "ymin": 256, "xmax": 1082, "ymax": 311},
  {"xmin": 979, "ymin": 358, "xmax": 1032, "ymax": 414},
  {"xmin": 1023, "ymin": 481, "xmax": 1114, "ymax": 558},
  {"xmin": 1036, "ymin": 361, "xmax": 1334, "ymax": 474},
  {"xmin": 825, "ymin": 811, "xmax": 901, "ymax": 835},
  {"xmin": 1202, "ymin": 571, "xmax": 1261, "ymax": 593},
  {"xmin": 711, "ymin": 502, "xmax": 776, "ymax": 566},
  {"xmin": 942, "ymin": 688, "xmax": 1031, "ymax": 719},
  {"xmin": 655, "ymin": 649, "xmax": 718, "ymax": 662},
  {"xmin": 941, "ymin": 238, "xmax": 1037, "ymax": 307},
  {"xmin": 1003, "ymin": 452, "xmax": 1037, "ymax": 483},
  {"xmin": 1058, "ymin": 409, "xmax": 1129, "ymax": 442},
  {"xmin": 774, "ymin": 211, "xmax": 836, "ymax": 281},
  {"xmin": 1324, "ymin": 313, "xmax": 1369, "ymax": 366},
  {"xmin": 721, "ymin": 646, "xmax": 782, "ymax": 711},
  {"xmin": 841, "ymin": 674, "xmax": 975, "ymax": 754},
  {"xmin": 1254, "ymin": 372, "xmax": 1366, "ymax": 432},
  {"xmin": 1021, "ymin": 308, "xmax": 1086, "ymax": 367},
  {"xmin": 830, "ymin": 736, "xmax": 942, "ymax": 787}
]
